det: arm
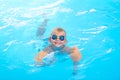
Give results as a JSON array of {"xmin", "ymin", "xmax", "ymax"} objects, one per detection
[
  {"xmin": 70, "ymin": 46, "xmax": 82, "ymax": 74},
  {"xmin": 35, "ymin": 51, "xmax": 48, "ymax": 62}
]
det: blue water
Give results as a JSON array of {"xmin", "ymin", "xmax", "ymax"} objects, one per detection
[{"xmin": 0, "ymin": 0, "xmax": 120, "ymax": 80}]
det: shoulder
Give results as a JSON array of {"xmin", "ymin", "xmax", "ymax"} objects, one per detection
[
  {"xmin": 43, "ymin": 44, "xmax": 54, "ymax": 53},
  {"xmin": 62, "ymin": 46, "xmax": 72, "ymax": 54}
]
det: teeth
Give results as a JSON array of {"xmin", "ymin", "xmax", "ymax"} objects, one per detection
[{"xmin": 55, "ymin": 42, "xmax": 60, "ymax": 45}]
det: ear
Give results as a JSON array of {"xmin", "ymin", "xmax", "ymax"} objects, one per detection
[
  {"xmin": 65, "ymin": 39, "xmax": 67, "ymax": 42},
  {"xmin": 49, "ymin": 37, "xmax": 51, "ymax": 43},
  {"xmin": 64, "ymin": 39, "xmax": 67, "ymax": 44}
]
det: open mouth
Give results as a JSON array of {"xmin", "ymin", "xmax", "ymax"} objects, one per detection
[
  {"xmin": 55, "ymin": 42, "xmax": 60, "ymax": 45},
  {"xmin": 54, "ymin": 42, "xmax": 62, "ymax": 47}
]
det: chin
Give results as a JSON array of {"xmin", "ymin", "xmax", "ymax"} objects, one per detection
[
  {"xmin": 55, "ymin": 45, "xmax": 62, "ymax": 47},
  {"xmin": 54, "ymin": 44, "xmax": 63, "ymax": 47}
]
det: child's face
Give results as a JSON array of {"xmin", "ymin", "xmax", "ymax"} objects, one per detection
[{"xmin": 49, "ymin": 31, "xmax": 66, "ymax": 47}]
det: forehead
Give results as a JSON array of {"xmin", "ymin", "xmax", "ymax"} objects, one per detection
[{"xmin": 52, "ymin": 30, "xmax": 66, "ymax": 36}]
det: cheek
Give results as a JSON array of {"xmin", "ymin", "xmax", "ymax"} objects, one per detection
[
  {"xmin": 61, "ymin": 40, "xmax": 66, "ymax": 44},
  {"xmin": 50, "ymin": 39, "xmax": 57, "ymax": 44},
  {"xmin": 50, "ymin": 39, "xmax": 55, "ymax": 43}
]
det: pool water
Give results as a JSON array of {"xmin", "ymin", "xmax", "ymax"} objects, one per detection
[{"xmin": 0, "ymin": 0, "xmax": 120, "ymax": 80}]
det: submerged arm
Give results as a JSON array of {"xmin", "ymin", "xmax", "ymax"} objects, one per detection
[
  {"xmin": 37, "ymin": 19, "xmax": 48, "ymax": 37},
  {"xmin": 40, "ymin": 19, "xmax": 48, "ymax": 27}
]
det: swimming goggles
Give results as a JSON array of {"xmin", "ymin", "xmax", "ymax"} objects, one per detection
[{"xmin": 51, "ymin": 34, "xmax": 65, "ymax": 41}]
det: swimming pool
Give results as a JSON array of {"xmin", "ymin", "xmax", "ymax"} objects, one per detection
[{"xmin": 0, "ymin": 0, "xmax": 120, "ymax": 80}]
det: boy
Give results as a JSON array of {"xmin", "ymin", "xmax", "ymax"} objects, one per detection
[{"xmin": 35, "ymin": 27, "xmax": 82, "ymax": 74}]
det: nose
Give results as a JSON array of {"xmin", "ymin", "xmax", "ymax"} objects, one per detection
[
  {"xmin": 56, "ymin": 39, "xmax": 60, "ymax": 41},
  {"xmin": 56, "ymin": 36, "xmax": 59, "ymax": 40}
]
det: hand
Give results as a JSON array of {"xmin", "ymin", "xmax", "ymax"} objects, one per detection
[
  {"xmin": 35, "ymin": 51, "xmax": 48, "ymax": 62},
  {"xmin": 35, "ymin": 55, "xmax": 42, "ymax": 62},
  {"xmin": 71, "ymin": 47, "xmax": 82, "ymax": 62}
]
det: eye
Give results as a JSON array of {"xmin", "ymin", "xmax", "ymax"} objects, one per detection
[
  {"xmin": 52, "ymin": 35, "xmax": 57, "ymax": 40},
  {"xmin": 60, "ymin": 36, "xmax": 64, "ymax": 41}
]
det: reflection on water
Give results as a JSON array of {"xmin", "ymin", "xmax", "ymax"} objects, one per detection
[{"xmin": 0, "ymin": 0, "xmax": 120, "ymax": 80}]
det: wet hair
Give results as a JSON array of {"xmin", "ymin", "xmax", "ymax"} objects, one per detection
[{"xmin": 51, "ymin": 27, "xmax": 66, "ymax": 35}]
